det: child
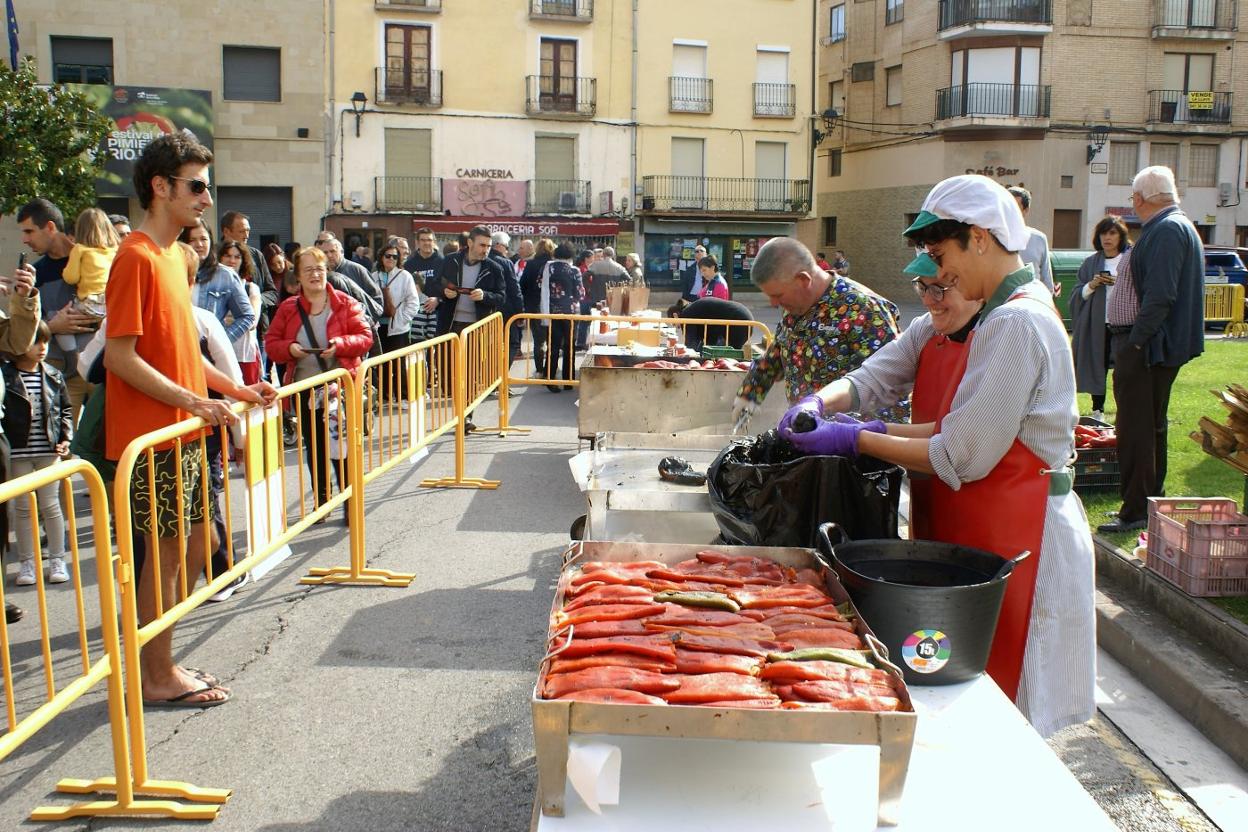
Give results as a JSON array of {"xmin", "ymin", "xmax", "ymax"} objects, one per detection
[
  {"xmin": 63, "ymin": 208, "xmax": 120, "ymax": 321},
  {"xmin": 3, "ymin": 322, "xmax": 73, "ymax": 586}
]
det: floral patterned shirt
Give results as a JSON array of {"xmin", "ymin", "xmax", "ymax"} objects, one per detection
[{"xmin": 737, "ymin": 277, "xmax": 909, "ymax": 421}]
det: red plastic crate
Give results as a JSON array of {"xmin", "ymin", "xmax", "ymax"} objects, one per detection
[{"xmin": 1145, "ymin": 498, "xmax": 1248, "ymax": 597}]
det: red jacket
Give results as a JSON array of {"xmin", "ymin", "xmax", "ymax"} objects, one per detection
[{"xmin": 264, "ymin": 287, "xmax": 373, "ymax": 384}]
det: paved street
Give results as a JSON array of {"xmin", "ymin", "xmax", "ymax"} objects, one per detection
[{"xmin": 0, "ymin": 382, "xmax": 1236, "ymax": 831}]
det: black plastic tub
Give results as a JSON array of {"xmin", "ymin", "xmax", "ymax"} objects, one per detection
[{"xmin": 817, "ymin": 523, "xmax": 1027, "ymax": 686}]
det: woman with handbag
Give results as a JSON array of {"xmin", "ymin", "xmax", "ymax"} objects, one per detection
[{"xmin": 265, "ymin": 247, "xmax": 373, "ymax": 518}]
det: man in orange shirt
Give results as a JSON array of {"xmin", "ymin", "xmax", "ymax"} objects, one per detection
[{"xmin": 105, "ymin": 133, "xmax": 276, "ymax": 708}]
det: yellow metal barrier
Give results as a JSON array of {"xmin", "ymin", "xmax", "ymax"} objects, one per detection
[
  {"xmin": 506, "ymin": 312, "xmax": 772, "ymax": 392},
  {"xmin": 1204, "ymin": 282, "xmax": 1248, "ymax": 336},
  {"xmin": 0, "ymin": 460, "xmax": 149, "ymax": 820}
]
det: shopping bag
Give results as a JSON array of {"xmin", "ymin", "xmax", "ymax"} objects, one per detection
[{"xmin": 311, "ymin": 384, "xmax": 349, "ymax": 460}]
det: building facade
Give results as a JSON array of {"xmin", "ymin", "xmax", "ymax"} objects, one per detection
[
  {"xmin": 810, "ymin": 0, "xmax": 1248, "ymax": 299},
  {"xmin": 15, "ymin": 0, "xmax": 327, "ymax": 248},
  {"xmin": 635, "ymin": 0, "xmax": 817, "ymax": 291},
  {"xmin": 327, "ymin": 0, "xmax": 632, "ymax": 255}
]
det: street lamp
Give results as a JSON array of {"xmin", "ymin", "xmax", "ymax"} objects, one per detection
[
  {"xmin": 1086, "ymin": 125, "xmax": 1109, "ymax": 165},
  {"xmin": 812, "ymin": 108, "xmax": 840, "ymax": 147},
  {"xmin": 350, "ymin": 91, "xmax": 368, "ymax": 137}
]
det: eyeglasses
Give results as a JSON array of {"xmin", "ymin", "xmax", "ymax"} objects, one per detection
[
  {"xmin": 912, "ymin": 279, "xmax": 954, "ymax": 302},
  {"xmin": 300, "ymin": 266, "xmax": 327, "ymax": 276},
  {"xmin": 382, "ymin": 253, "xmax": 398, "ymax": 259},
  {"xmin": 168, "ymin": 176, "xmax": 210, "ymax": 195}
]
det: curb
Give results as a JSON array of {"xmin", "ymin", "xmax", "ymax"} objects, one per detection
[{"xmin": 1094, "ymin": 536, "xmax": 1248, "ymax": 772}]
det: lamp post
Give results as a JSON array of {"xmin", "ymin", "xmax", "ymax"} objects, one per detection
[
  {"xmin": 812, "ymin": 107, "xmax": 840, "ymax": 147},
  {"xmin": 1086, "ymin": 125, "xmax": 1109, "ymax": 165},
  {"xmin": 350, "ymin": 91, "xmax": 368, "ymax": 138}
]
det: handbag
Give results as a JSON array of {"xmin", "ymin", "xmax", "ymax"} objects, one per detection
[
  {"xmin": 381, "ymin": 272, "xmax": 398, "ymax": 320},
  {"xmin": 296, "ymin": 302, "xmax": 348, "ymax": 459}
]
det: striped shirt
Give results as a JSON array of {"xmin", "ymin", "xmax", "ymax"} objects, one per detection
[{"xmin": 12, "ymin": 369, "xmax": 55, "ymax": 457}]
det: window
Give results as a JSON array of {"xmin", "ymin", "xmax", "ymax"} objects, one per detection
[
  {"xmin": 1163, "ymin": 52, "xmax": 1213, "ymax": 92},
  {"xmin": 830, "ymin": 80, "xmax": 845, "ymax": 113},
  {"xmin": 885, "ymin": 66, "xmax": 902, "ymax": 106},
  {"xmin": 223, "ymin": 46, "xmax": 281, "ymax": 102},
  {"xmin": 1060, "ymin": 175, "xmax": 1074, "ymax": 189},
  {"xmin": 50, "ymin": 36, "xmax": 113, "ymax": 85},
  {"xmin": 384, "ymin": 25, "xmax": 433, "ymax": 103},
  {"xmin": 671, "ymin": 43, "xmax": 711, "ymax": 112},
  {"xmin": 1109, "ymin": 142, "xmax": 1138, "ymax": 185},
  {"xmin": 755, "ymin": 49, "xmax": 793, "ymax": 117},
  {"xmin": 1190, "ymin": 144, "xmax": 1219, "ymax": 187},
  {"xmin": 949, "ymin": 45, "xmax": 1042, "ymax": 116},
  {"xmin": 534, "ymin": 136, "xmax": 579, "ymax": 212},
  {"xmin": 539, "ymin": 38, "xmax": 580, "ymax": 112},
  {"xmin": 851, "ymin": 62, "xmax": 874, "ymax": 83},
  {"xmin": 822, "ymin": 216, "xmax": 838, "ymax": 246},
  {"xmin": 830, "ymin": 5, "xmax": 846, "ymax": 42},
  {"xmin": 1150, "ymin": 142, "xmax": 1179, "ymax": 174},
  {"xmin": 886, "ymin": 0, "xmax": 903, "ymax": 25},
  {"xmin": 828, "ymin": 149, "xmax": 842, "ymax": 177}
]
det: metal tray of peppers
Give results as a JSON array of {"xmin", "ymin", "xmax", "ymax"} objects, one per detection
[{"xmin": 531, "ymin": 540, "xmax": 917, "ymax": 827}]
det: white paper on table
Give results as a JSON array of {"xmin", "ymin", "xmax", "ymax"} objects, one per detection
[{"xmin": 567, "ymin": 738, "xmax": 622, "ymax": 815}]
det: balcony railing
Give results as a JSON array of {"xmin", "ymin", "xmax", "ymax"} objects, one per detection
[
  {"xmin": 375, "ymin": 176, "xmax": 443, "ymax": 212},
  {"xmin": 375, "ymin": 67, "xmax": 442, "ymax": 107},
  {"xmin": 935, "ymin": 83, "xmax": 1051, "ymax": 119},
  {"xmin": 527, "ymin": 180, "xmax": 591, "ymax": 214},
  {"xmin": 1153, "ymin": 0, "xmax": 1236, "ymax": 32},
  {"xmin": 670, "ymin": 76, "xmax": 713, "ymax": 113},
  {"xmin": 938, "ymin": 0, "xmax": 1052, "ymax": 30},
  {"xmin": 1147, "ymin": 89, "xmax": 1232, "ymax": 124},
  {"xmin": 376, "ymin": 0, "xmax": 441, "ymax": 9},
  {"xmin": 753, "ymin": 82, "xmax": 796, "ymax": 118},
  {"xmin": 525, "ymin": 75, "xmax": 596, "ymax": 117},
  {"xmin": 530, "ymin": 0, "xmax": 593, "ymax": 20},
  {"xmin": 640, "ymin": 176, "xmax": 811, "ymax": 215}
]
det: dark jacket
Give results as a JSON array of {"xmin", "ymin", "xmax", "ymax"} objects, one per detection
[
  {"xmin": 1128, "ymin": 206, "xmax": 1205, "ymax": 367},
  {"xmin": 1068, "ymin": 248, "xmax": 1127, "ymax": 397},
  {"xmin": 244, "ymin": 243, "xmax": 280, "ymax": 334},
  {"xmin": 679, "ymin": 261, "xmax": 701, "ymax": 302},
  {"xmin": 519, "ymin": 254, "xmax": 551, "ymax": 313},
  {"xmin": 334, "ymin": 258, "xmax": 384, "ymax": 321},
  {"xmin": 435, "ymin": 252, "xmax": 508, "ymax": 334},
  {"xmin": 1, "ymin": 360, "xmax": 72, "ymax": 451},
  {"xmin": 489, "ymin": 250, "xmax": 524, "ymax": 320}
]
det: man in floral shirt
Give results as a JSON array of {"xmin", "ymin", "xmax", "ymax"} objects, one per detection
[{"xmin": 732, "ymin": 237, "xmax": 906, "ymax": 425}]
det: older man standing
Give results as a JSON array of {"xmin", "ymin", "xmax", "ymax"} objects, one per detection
[
  {"xmin": 731, "ymin": 237, "xmax": 903, "ymax": 427},
  {"xmin": 1098, "ymin": 166, "xmax": 1204, "ymax": 533}
]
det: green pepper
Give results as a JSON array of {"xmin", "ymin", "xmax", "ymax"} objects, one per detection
[
  {"xmin": 766, "ymin": 647, "xmax": 874, "ymax": 670},
  {"xmin": 836, "ymin": 602, "xmax": 858, "ymax": 620},
  {"xmin": 653, "ymin": 590, "xmax": 741, "ymax": 612}
]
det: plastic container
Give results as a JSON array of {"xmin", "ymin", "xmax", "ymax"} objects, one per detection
[
  {"xmin": 700, "ymin": 344, "xmax": 745, "ymax": 360},
  {"xmin": 1145, "ymin": 498, "xmax": 1248, "ymax": 597},
  {"xmin": 817, "ymin": 524, "xmax": 1027, "ymax": 686},
  {"xmin": 1073, "ymin": 446, "xmax": 1120, "ymax": 494}
]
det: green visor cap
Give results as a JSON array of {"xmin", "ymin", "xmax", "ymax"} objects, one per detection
[
  {"xmin": 903, "ymin": 252, "xmax": 938, "ymax": 278},
  {"xmin": 903, "ymin": 210, "xmax": 942, "ymax": 237}
]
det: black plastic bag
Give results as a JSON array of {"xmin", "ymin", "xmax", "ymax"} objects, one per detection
[{"xmin": 707, "ymin": 430, "xmax": 903, "ymax": 547}]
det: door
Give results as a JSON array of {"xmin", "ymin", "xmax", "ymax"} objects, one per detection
[
  {"xmin": 1052, "ymin": 209, "xmax": 1082, "ymax": 250},
  {"xmin": 385, "ymin": 25, "xmax": 431, "ymax": 103},
  {"xmin": 540, "ymin": 38, "xmax": 577, "ymax": 112},
  {"xmin": 384, "ymin": 128, "xmax": 433, "ymax": 209},
  {"xmin": 755, "ymin": 50, "xmax": 790, "ymax": 115},
  {"xmin": 1163, "ymin": 53, "xmax": 1213, "ymax": 121},
  {"xmin": 754, "ymin": 142, "xmax": 786, "ymax": 211},
  {"xmin": 216, "ymin": 187, "xmax": 292, "ymax": 250},
  {"xmin": 671, "ymin": 44, "xmax": 709, "ymax": 111},
  {"xmin": 670, "ymin": 137, "xmax": 705, "ymax": 209},
  {"xmin": 535, "ymin": 136, "xmax": 576, "ymax": 212}
]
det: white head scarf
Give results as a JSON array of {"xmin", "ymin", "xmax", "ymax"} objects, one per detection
[{"xmin": 904, "ymin": 174, "xmax": 1030, "ymax": 252}]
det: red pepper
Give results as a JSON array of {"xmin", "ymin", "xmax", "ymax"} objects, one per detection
[{"xmin": 1089, "ymin": 434, "xmax": 1117, "ymax": 447}]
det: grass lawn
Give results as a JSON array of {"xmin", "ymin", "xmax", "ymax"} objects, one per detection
[{"xmin": 1076, "ymin": 338, "xmax": 1248, "ymax": 619}]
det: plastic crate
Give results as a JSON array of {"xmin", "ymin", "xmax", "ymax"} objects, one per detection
[
  {"xmin": 1073, "ymin": 446, "xmax": 1120, "ymax": 494},
  {"xmin": 1145, "ymin": 498, "xmax": 1248, "ymax": 597},
  {"xmin": 700, "ymin": 345, "xmax": 745, "ymax": 360}
]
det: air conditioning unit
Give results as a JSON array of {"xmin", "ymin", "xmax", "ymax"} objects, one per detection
[
  {"xmin": 557, "ymin": 190, "xmax": 580, "ymax": 212},
  {"xmin": 349, "ymin": 190, "xmax": 364, "ymax": 209},
  {"xmin": 598, "ymin": 190, "xmax": 614, "ymax": 214},
  {"xmin": 1219, "ymin": 182, "xmax": 1233, "ymax": 205}
]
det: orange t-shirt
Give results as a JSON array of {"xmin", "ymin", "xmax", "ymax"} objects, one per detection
[{"xmin": 105, "ymin": 231, "xmax": 207, "ymax": 460}]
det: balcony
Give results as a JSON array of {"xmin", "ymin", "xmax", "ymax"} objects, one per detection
[
  {"xmin": 375, "ymin": 67, "xmax": 442, "ymax": 107},
  {"xmin": 938, "ymin": 0, "xmax": 1053, "ymax": 38},
  {"xmin": 640, "ymin": 176, "xmax": 811, "ymax": 216},
  {"xmin": 530, "ymin": 0, "xmax": 593, "ymax": 21},
  {"xmin": 753, "ymin": 82, "xmax": 796, "ymax": 118},
  {"xmin": 527, "ymin": 180, "xmax": 592, "ymax": 215},
  {"xmin": 670, "ymin": 76, "xmax": 713, "ymax": 114},
  {"xmin": 375, "ymin": 176, "xmax": 443, "ymax": 213},
  {"xmin": 1153, "ymin": 0, "xmax": 1236, "ymax": 38},
  {"xmin": 935, "ymin": 82, "xmax": 1050, "ymax": 124},
  {"xmin": 525, "ymin": 75, "xmax": 596, "ymax": 118},
  {"xmin": 374, "ymin": 0, "xmax": 440, "ymax": 11},
  {"xmin": 1147, "ymin": 90, "xmax": 1232, "ymax": 128}
]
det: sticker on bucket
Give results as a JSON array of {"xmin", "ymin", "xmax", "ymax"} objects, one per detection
[{"xmin": 902, "ymin": 630, "xmax": 951, "ymax": 674}]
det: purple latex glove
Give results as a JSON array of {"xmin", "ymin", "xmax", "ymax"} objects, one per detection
[
  {"xmin": 777, "ymin": 395, "xmax": 824, "ymax": 436},
  {"xmin": 782, "ymin": 414, "xmax": 872, "ymax": 457},
  {"xmin": 832, "ymin": 412, "xmax": 887, "ymax": 434}
]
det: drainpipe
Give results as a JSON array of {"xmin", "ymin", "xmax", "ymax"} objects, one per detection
[
  {"xmin": 326, "ymin": 0, "xmax": 337, "ymax": 223},
  {"xmin": 806, "ymin": 0, "xmax": 816, "ymax": 218},
  {"xmin": 631, "ymin": 0, "xmax": 640, "ymax": 243}
]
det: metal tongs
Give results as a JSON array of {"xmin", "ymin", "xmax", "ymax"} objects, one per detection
[{"xmin": 732, "ymin": 409, "xmax": 752, "ymax": 436}]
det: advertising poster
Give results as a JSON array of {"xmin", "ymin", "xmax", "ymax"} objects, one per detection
[{"xmin": 68, "ymin": 84, "xmax": 214, "ymax": 197}]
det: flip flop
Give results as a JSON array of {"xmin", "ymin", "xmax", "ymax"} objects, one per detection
[
  {"xmin": 181, "ymin": 666, "xmax": 221, "ymax": 688},
  {"xmin": 144, "ymin": 685, "xmax": 231, "ymax": 709}
]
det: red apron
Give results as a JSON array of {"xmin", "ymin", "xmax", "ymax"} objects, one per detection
[{"xmin": 909, "ymin": 302, "xmax": 1049, "ymax": 701}]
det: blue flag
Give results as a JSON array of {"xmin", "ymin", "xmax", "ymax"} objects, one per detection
[{"xmin": 6, "ymin": 0, "xmax": 17, "ymax": 70}]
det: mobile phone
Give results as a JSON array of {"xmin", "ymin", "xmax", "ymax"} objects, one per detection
[
  {"xmin": 457, "ymin": 287, "xmax": 473, "ymax": 295},
  {"xmin": 304, "ymin": 346, "xmax": 326, "ymax": 355},
  {"xmin": 17, "ymin": 252, "xmax": 26, "ymax": 270},
  {"xmin": 1097, "ymin": 270, "xmax": 1115, "ymax": 284}
]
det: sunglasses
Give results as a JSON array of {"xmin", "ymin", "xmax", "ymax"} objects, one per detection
[
  {"xmin": 382, "ymin": 253, "xmax": 398, "ymax": 259},
  {"xmin": 168, "ymin": 176, "xmax": 210, "ymax": 195}
]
